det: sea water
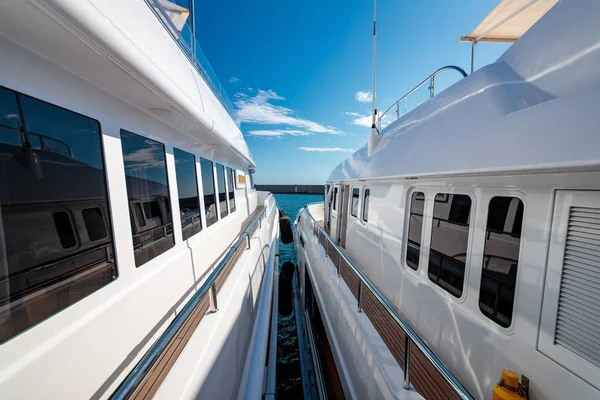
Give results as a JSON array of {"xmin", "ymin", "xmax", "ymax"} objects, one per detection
[{"xmin": 275, "ymin": 193, "xmax": 323, "ymax": 398}]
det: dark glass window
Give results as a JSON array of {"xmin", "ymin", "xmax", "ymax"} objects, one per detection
[
  {"xmin": 120, "ymin": 130, "xmax": 173, "ymax": 267},
  {"xmin": 82, "ymin": 207, "xmax": 108, "ymax": 241},
  {"xmin": 480, "ymin": 197, "xmax": 524, "ymax": 327},
  {"xmin": 429, "ymin": 194, "xmax": 471, "ymax": 297},
  {"xmin": 200, "ymin": 158, "xmax": 218, "ymax": 227},
  {"xmin": 406, "ymin": 192, "xmax": 424, "ymax": 270},
  {"xmin": 333, "ymin": 187, "xmax": 338, "ymax": 211},
  {"xmin": 351, "ymin": 188, "xmax": 359, "ymax": 217},
  {"xmin": 227, "ymin": 167, "xmax": 236, "ymax": 213},
  {"xmin": 216, "ymin": 164, "xmax": 228, "ymax": 218},
  {"xmin": 0, "ymin": 86, "xmax": 116, "ymax": 343},
  {"xmin": 249, "ymin": 171, "xmax": 255, "ymax": 190},
  {"xmin": 362, "ymin": 189, "xmax": 370, "ymax": 222},
  {"xmin": 174, "ymin": 148, "xmax": 201, "ymax": 240}
]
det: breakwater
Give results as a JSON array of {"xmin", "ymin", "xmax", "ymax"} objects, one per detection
[{"xmin": 256, "ymin": 184, "xmax": 324, "ymax": 194}]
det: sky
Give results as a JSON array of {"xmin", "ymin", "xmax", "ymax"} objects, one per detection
[{"xmin": 194, "ymin": 0, "xmax": 510, "ymax": 184}]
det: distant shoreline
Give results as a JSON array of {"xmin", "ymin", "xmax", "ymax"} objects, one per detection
[{"xmin": 256, "ymin": 184, "xmax": 324, "ymax": 194}]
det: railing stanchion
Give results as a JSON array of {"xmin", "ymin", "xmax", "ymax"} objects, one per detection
[
  {"xmin": 208, "ymin": 283, "xmax": 218, "ymax": 313},
  {"xmin": 404, "ymin": 336, "xmax": 411, "ymax": 390},
  {"xmin": 336, "ymin": 251, "xmax": 340, "ymax": 276},
  {"xmin": 357, "ymin": 280, "xmax": 363, "ymax": 313},
  {"xmin": 429, "ymin": 76, "xmax": 435, "ymax": 98},
  {"xmin": 246, "ymin": 233, "xmax": 251, "ymax": 249},
  {"xmin": 396, "ymin": 102, "xmax": 400, "ymax": 119}
]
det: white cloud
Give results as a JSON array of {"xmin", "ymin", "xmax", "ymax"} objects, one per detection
[
  {"xmin": 248, "ymin": 129, "xmax": 310, "ymax": 137},
  {"xmin": 229, "ymin": 76, "xmax": 240, "ymax": 84},
  {"xmin": 345, "ymin": 112, "xmax": 372, "ymax": 127},
  {"xmin": 354, "ymin": 91, "xmax": 373, "ymax": 103},
  {"xmin": 235, "ymin": 89, "xmax": 342, "ymax": 134},
  {"xmin": 299, "ymin": 147, "xmax": 354, "ymax": 153}
]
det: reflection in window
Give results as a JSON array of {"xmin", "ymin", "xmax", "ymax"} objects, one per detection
[
  {"xmin": 351, "ymin": 188, "xmax": 359, "ymax": 217},
  {"xmin": 406, "ymin": 192, "xmax": 424, "ymax": 270},
  {"xmin": 429, "ymin": 194, "xmax": 471, "ymax": 297},
  {"xmin": 216, "ymin": 164, "xmax": 228, "ymax": 218},
  {"xmin": 333, "ymin": 187, "xmax": 338, "ymax": 211},
  {"xmin": 200, "ymin": 158, "xmax": 218, "ymax": 227},
  {"xmin": 82, "ymin": 208, "xmax": 108, "ymax": 241},
  {"xmin": 0, "ymin": 86, "xmax": 116, "ymax": 343},
  {"xmin": 120, "ymin": 130, "xmax": 173, "ymax": 267},
  {"xmin": 227, "ymin": 167, "xmax": 236, "ymax": 213},
  {"xmin": 363, "ymin": 189, "xmax": 370, "ymax": 222},
  {"xmin": 480, "ymin": 197, "xmax": 523, "ymax": 327},
  {"xmin": 174, "ymin": 148, "xmax": 201, "ymax": 240}
]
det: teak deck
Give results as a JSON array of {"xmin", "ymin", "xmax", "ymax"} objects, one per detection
[
  {"xmin": 311, "ymin": 219, "xmax": 460, "ymax": 400},
  {"xmin": 131, "ymin": 206, "xmax": 265, "ymax": 400}
]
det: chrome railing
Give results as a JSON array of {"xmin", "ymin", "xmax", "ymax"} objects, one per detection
[
  {"xmin": 377, "ymin": 65, "xmax": 467, "ymax": 131},
  {"xmin": 300, "ymin": 207, "xmax": 473, "ymax": 400},
  {"xmin": 144, "ymin": 0, "xmax": 240, "ymax": 126},
  {"xmin": 111, "ymin": 205, "xmax": 270, "ymax": 399}
]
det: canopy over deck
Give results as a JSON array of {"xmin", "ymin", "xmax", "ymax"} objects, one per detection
[{"xmin": 460, "ymin": 0, "xmax": 558, "ymax": 43}]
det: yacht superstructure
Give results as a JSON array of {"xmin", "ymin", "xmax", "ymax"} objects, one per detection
[
  {"xmin": 0, "ymin": 1, "xmax": 279, "ymax": 399},
  {"xmin": 294, "ymin": 1, "xmax": 600, "ymax": 399}
]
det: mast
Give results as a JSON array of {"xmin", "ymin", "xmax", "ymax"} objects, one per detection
[{"xmin": 370, "ymin": 0, "xmax": 377, "ymax": 135}]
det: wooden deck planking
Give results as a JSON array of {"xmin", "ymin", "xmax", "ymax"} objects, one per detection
[{"xmin": 131, "ymin": 206, "xmax": 265, "ymax": 400}]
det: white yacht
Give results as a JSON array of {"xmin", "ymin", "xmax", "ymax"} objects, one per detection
[
  {"xmin": 294, "ymin": 1, "xmax": 600, "ymax": 399},
  {"xmin": 0, "ymin": 1, "xmax": 280, "ymax": 399}
]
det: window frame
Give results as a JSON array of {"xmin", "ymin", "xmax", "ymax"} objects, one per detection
[
  {"xmin": 350, "ymin": 187, "xmax": 360, "ymax": 218},
  {"xmin": 173, "ymin": 147, "xmax": 202, "ymax": 241},
  {"xmin": 362, "ymin": 188, "xmax": 370, "ymax": 222},
  {"xmin": 404, "ymin": 190, "xmax": 426, "ymax": 272}
]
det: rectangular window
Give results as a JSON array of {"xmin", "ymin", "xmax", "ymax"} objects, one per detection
[
  {"xmin": 333, "ymin": 187, "xmax": 338, "ymax": 211},
  {"xmin": 406, "ymin": 192, "xmax": 424, "ymax": 270},
  {"xmin": 429, "ymin": 194, "xmax": 471, "ymax": 297},
  {"xmin": 479, "ymin": 197, "xmax": 524, "ymax": 327},
  {"xmin": 249, "ymin": 171, "xmax": 255, "ymax": 190},
  {"xmin": 0, "ymin": 86, "xmax": 117, "ymax": 343},
  {"xmin": 82, "ymin": 207, "xmax": 108, "ymax": 241},
  {"xmin": 227, "ymin": 166, "xmax": 236, "ymax": 213},
  {"xmin": 216, "ymin": 164, "xmax": 228, "ymax": 218},
  {"xmin": 200, "ymin": 158, "xmax": 218, "ymax": 227},
  {"xmin": 120, "ymin": 129, "xmax": 174, "ymax": 267},
  {"xmin": 362, "ymin": 189, "xmax": 370, "ymax": 222},
  {"xmin": 351, "ymin": 188, "xmax": 359, "ymax": 217},
  {"xmin": 174, "ymin": 148, "xmax": 202, "ymax": 240}
]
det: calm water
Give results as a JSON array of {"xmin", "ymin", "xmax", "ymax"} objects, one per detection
[{"xmin": 275, "ymin": 193, "xmax": 323, "ymax": 399}]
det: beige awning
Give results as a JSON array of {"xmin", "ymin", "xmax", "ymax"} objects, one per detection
[
  {"xmin": 157, "ymin": 0, "xmax": 190, "ymax": 32},
  {"xmin": 460, "ymin": 0, "xmax": 558, "ymax": 43}
]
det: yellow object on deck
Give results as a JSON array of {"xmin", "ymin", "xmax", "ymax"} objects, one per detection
[{"xmin": 493, "ymin": 370, "xmax": 527, "ymax": 400}]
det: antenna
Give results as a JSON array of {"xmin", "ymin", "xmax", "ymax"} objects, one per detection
[{"xmin": 370, "ymin": 0, "xmax": 378, "ymax": 135}]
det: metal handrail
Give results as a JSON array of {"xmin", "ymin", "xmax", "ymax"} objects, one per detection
[
  {"xmin": 300, "ymin": 208, "xmax": 473, "ymax": 400},
  {"xmin": 110, "ymin": 205, "xmax": 269, "ymax": 399},
  {"xmin": 377, "ymin": 65, "xmax": 467, "ymax": 131}
]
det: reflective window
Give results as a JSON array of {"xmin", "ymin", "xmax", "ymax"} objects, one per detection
[
  {"xmin": 333, "ymin": 187, "xmax": 338, "ymax": 211},
  {"xmin": 200, "ymin": 158, "xmax": 218, "ymax": 227},
  {"xmin": 429, "ymin": 194, "xmax": 471, "ymax": 297},
  {"xmin": 216, "ymin": 164, "xmax": 228, "ymax": 218},
  {"xmin": 406, "ymin": 192, "xmax": 424, "ymax": 270},
  {"xmin": 351, "ymin": 188, "xmax": 359, "ymax": 217},
  {"xmin": 480, "ymin": 197, "xmax": 524, "ymax": 327},
  {"xmin": 174, "ymin": 148, "xmax": 201, "ymax": 240},
  {"xmin": 227, "ymin": 167, "xmax": 236, "ymax": 213},
  {"xmin": 249, "ymin": 171, "xmax": 255, "ymax": 190},
  {"xmin": 120, "ymin": 130, "xmax": 173, "ymax": 267},
  {"xmin": 0, "ymin": 86, "xmax": 116, "ymax": 343},
  {"xmin": 82, "ymin": 207, "xmax": 108, "ymax": 241},
  {"xmin": 362, "ymin": 189, "xmax": 370, "ymax": 222}
]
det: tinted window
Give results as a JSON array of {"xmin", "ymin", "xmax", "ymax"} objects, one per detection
[
  {"xmin": 0, "ymin": 87, "xmax": 116, "ymax": 342},
  {"xmin": 216, "ymin": 164, "xmax": 228, "ymax": 218},
  {"xmin": 227, "ymin": 167, "xmax": 236, "ymax": 213},
  {"xmin": 249, "ymin": 171, "xmax": 255, "ymax": 190},
  {"xmin": 362, "ymin": 189, "xmax": 370, "ymax": 222},
  {"xmin": 351, "ymin": 188, "xmax": 359, "ymax": 217},
  {"xmin": 429, "ymin": 194, "xmax": 471, "ymax": 297},
  {"xmin": 174, "ymin": 148, "xmax": 201, "ymax": 240},
  {"xmin": 83, "ymin": 207, "xmax": 108, "ymax": 241},
  {"xmin": 200, "ymin": 158, "xmax": 218, "ymax": 227},
  {"xmin": 333, "ymin": 187, "xmax": 338, "ymax": 211},
  {"xmin": 120, "ymin": 130, "xmax": 173, "ymax": 267},
  {"xmin": 480, "ymin": 197, "xmax": 524, "ymax": 327},
  {"xmin": 406, "ymin": 192, "xmax": 424, "ymax": 270}
]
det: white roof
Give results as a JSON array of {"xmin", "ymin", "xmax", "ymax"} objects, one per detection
[
  {"xmin": 329, "ymin": 0, "xmax": 600, "ymax": 182},
  {"xmin": 460, "ymin": 0, "xmax": 558, "ymax": 43}
]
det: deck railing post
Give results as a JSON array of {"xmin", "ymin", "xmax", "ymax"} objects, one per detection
[
  {"xmin": 336, "ymin": 251, "xmax": 340, "ymax": 276},
  {"xmin": 403, "ymin": 335, "xmax": 411, "ymax": 390},
  {"xmin": 395, "ymin": 102, "xmax": 400, "ymax": 119},
  {"xmin": 246, "ymin": 233, "xmax": 251, "ymax": 249},
  {"xmin": 208, "ymin": 283, "xmax": 218, "ymax": 313},
  {"xmin": 429, "ymin": 76, "xmax": 435, "ymax": 98},
  {"xmin": 357, "ymin": 280, "xmax": 363, "ymax": 313}
]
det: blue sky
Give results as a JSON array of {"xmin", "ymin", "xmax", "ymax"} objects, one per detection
[{"xmin": 194, "ymin": 0, "xmax": 510, "ymax": 184}]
